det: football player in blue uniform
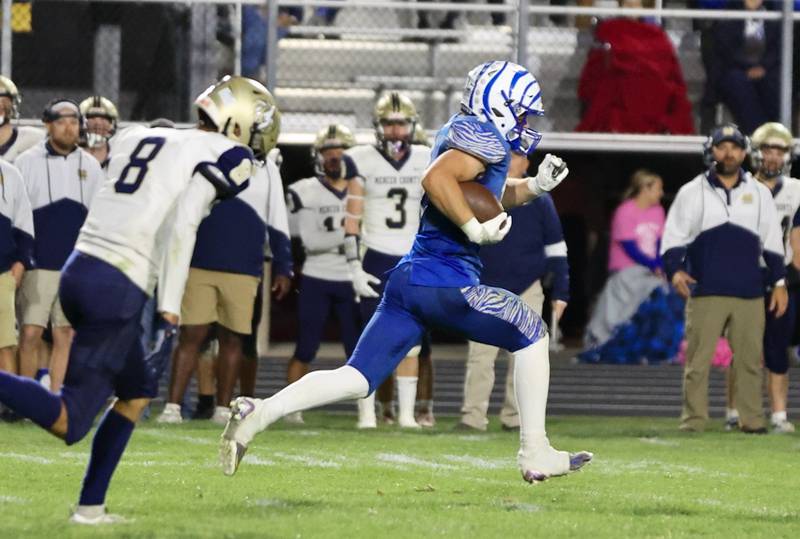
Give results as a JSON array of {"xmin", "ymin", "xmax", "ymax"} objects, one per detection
[{"xmin": 221, "ymin": 61, "xmax": 592, "ymax": 483}]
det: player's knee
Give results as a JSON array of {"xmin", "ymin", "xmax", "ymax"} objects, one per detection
[{"xmin": 113, "ymin": 398, "xmax": 150, "ymax": 423}]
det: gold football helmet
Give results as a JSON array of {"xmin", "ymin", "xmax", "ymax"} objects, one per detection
[
  {"xmin": 374, "ymin": 91, "xmax": 418, "ymax": 159},
  {"xmin": 79, "ymin": 95, "xmax": 119, "ymax": 146},
  {"xmin": 0, "ymin": 75, "xmax": 21, "ymax": 123},
  {"xmin": 751, "ymin": 122, "xmax": 794, "ymax": 178},
  {"xmin": 312, "ymin": 124, "xmax": 356, "ymax": 178},
  {"xmin": 194, "ymin": 75, "xmax": 281, "ymax": 159}
]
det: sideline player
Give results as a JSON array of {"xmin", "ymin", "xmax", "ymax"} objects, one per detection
[
  {"xmin": 729, "ymin": 122, "xmax": 799, "ymax": 433},
  {"xmin": 79, "ymin": 96, "xmax": 119, "ymax": 169},
  {"xmin": 0, "ymin": 76, "xmax": 45, "ymax": 162},
  {"xmin": 221, "ymin": 61, "xmax": 592, "ymax": 482},
  {"xmin": 0, "ymin": 75, "xmax": 279, "ymax": 523},
  {"xmin": 283, "ymin": 124, "xmax": 361, "ymax": 425},
  {"xmin": 345, "ymin": 92, "xmax": 430, "ymax": 428}
]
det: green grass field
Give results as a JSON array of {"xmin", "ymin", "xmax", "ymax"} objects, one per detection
[{"xmin": 1, "ymin": 413, "xmax": 798, "ymax": 538}]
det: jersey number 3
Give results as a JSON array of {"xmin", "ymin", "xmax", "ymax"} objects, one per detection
[
  {"xmin": 114, "ymin": 137, "xmax": 166, "ymax": 194},
  {"xmin": 386, "ymin": 187, "xmax": 408, "ymax": 229}
]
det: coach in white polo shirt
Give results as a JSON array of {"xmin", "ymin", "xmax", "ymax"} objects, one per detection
[
  {"xmin": 14, "ymin": 99, "xmax": 104, "ymax": 391},
  {"xmin": 662, "ymin": 124, "xmax": 787, "ymax": 433}
]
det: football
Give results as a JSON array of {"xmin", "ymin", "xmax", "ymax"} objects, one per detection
[{"xmin": 460, "ymin": 181, "xmax": 504, "ymax": 223}]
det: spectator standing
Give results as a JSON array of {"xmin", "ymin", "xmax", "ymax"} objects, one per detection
[
  {"xmin": 14, "ymin": 100, "xmax": 103, "ymax": 392},
  {"xmin": 708, "ymin": 0, "xmax": 781, "ymax": 134},
  {"xmin": 661, "ymin": 124, "xmax": 786, "ymax": 433},
  {"xmin": 576, "ymin": 1, "xmax": 694, "ymax": 134},
  {"xmin": 582, "ymin": 170, "xmax": 683, "ymax": 365},
  {"xmin": 608, "ymin": 170, "xmax": 665, "ymax": 273}
]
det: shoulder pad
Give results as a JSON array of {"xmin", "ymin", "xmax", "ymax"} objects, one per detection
[
  {"xmin": 194, "ymin": 145, "xmax": 254, "ymax": 200},
  {"xmin": 445, "ymin": 119, "xmax": 507, "ymax": 164}
]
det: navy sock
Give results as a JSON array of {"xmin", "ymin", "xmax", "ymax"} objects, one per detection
[
  {"xmin": 78, "ymin": 409, "xmax": 135, "ymax": 506},
  {"xmin": 0, "ymin": 371, "xmax": 61, "ymax": 428}
]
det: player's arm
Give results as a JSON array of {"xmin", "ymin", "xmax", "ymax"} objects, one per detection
[
  {"xmin": 422, "ymin": 148, "xmax": 512, "ymax": 245},
  {"xmin": 9, "ymin": 165, "xmax": 34, "ymax": 287},
  {"xmin": 502, "ymin": 153, "xmax": 569, "ymax": 209},
  {"xmin": 342, "ymin": 177, "xmax": 380, "ymax": 298},
  {"xmin": 157, "ymin": 175, "xmax": 217, "ymax": 321},
  {"xmin": 421, "ymin": 148, "xmax": 485, "ymax": 226}
]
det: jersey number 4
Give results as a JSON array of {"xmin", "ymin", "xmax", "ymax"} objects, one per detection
[
  {"xmin": 114, "ymin": 137, "xmax": 166, "ymax": 194},
  {"xmin": 386, "ymin": 187, "xmax": 408, "ymax": 229}
]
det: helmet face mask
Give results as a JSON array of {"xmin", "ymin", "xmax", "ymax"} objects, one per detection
[
  {"xmin": 750, "ymin": 122, "xmax": 794, "ymax": 179},
  {"xmin": 312, "ymin": 124, "xmax": 356, "ymax": 178},
  {"xmin": 374, "ymin": 92, "xmax": 417, "ymax": 160},
  {"xmin": 461, "ymin": 61, "xmax": 545, "ymax": 156},
  {"xmin": 79, "ymin": 96, "xmax": 118, "ymax": 148}
]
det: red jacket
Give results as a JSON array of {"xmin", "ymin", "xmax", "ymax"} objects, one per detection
[{"xmin": 577, "ymin": 19, "xmax": 695, "ymax": 134}]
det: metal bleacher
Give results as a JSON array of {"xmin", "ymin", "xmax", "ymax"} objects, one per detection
[{"xmin": 275, "ymin": 12, "xmax": 709, "ymax": 136}]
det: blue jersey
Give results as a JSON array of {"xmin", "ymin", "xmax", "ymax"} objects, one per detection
[{"xmin": 400, "ymin": 114, "xmax": 510, "ymax": 287}]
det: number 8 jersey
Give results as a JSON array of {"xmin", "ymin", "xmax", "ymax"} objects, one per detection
[
  {"xmin": 76, "ymin": 125, "xmax": 253, "ymax": 316},
  {"xmin": 346, "ymin": 144, "xmax": 430, "ymax": 256}
]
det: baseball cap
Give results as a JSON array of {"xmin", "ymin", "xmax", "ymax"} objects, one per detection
[{"xmin": 710, "ymin": 124, "xmax": 747, "ymax": 148}]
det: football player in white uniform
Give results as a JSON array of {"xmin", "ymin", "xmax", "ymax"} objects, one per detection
[
  {"xmin": 0, "ymin": 76, "xmax": 45, "ymax": 163},
  {"xmin": 283, "ymin": 125, "xmax": 361, "ymax": 425},
  {"xmin": 743, "ymin": 122, "xmax": 800, "ymax": 433},
  {"xmin": 0, "ymin": 76, "xmax": 278, "ymax": 524},
  {"xmin": 345, "ymin": 92, "xmax": 430, "ymax": 428},
  {"xmin": 79, "ymin": 96, "xmax": 119, "ymax": 169}
]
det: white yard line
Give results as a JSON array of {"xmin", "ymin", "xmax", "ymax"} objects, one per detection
[{"xmin": 0, "ymin": 452, "xmax": 52, "ymax": 464}]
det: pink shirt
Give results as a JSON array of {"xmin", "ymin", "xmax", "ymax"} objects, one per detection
[{"xmin": 608, "ymin": 199, "xmax": 665, "ymax": 271}]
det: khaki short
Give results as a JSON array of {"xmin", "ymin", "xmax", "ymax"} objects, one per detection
[
  {"xmin": 17, "ymin": 269, "xmax": 70, "ymax": 328},
  {"xmin": 0, "ymin": 271, "xmax": 17, "ymax": 348},
  {"xmin": 181, "ymin": 268, "xmax": 260, "ymax": 334}
]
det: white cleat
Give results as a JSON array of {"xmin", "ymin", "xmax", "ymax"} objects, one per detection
[
  {"xmin": 211, "ymin": 406, "xmax": 231, "ymax": 425},
  {"xmin": 283, "ymin": 411, "xmax": 305, "ymax": 425},
  {"xmin": 219, "ymin": 397, "xmax": 262, "ymax": 476},
  {"xmin": 519, "ymin": 447, "xmax": 593, "ymax": 484},
  {"xmin": 357, "ymin": 417, "xmax": 377, "ymax": 429},
  {"xmin": 398, "ymin": 416, "xmax": 421, "ymax": 429},
  {"xmin": 69, "ymin": 507, "xmax": 131, "ymax": 525},
  {"xmin": 156, "ymin": 404, "xmax": 182, "ymax": 424},
  {"xmin": 771, "ymin": 419, "xmax": 796, "ymax": 434}
]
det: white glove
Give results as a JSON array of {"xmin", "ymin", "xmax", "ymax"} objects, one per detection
[
  {"xmin": 527, "ymin": 153, "xmax": 569, "ymax": 195},
  {"xmin": 349, "ymin": 260, "xmax": 380, "ymax": 300},
  {"xmin": 460, "ymin": 213, "xmax": 512, "ymax": 245}
]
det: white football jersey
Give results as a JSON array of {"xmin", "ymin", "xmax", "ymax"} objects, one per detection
[
  {"xmin": 287, "ymin": 176, "xmax": 350, "ymax": 282},
  {"xmin": 771, "ymin": 176, "xmax": 800, "ymax": 264},
  {"xmin": 0, "ymin": 126, "xmax": 46, "ymax": 163},
  {"xmin": 346, "ymin": 144, "xmax": 430, "ymax": 256},
  {"xmin": 76, "ymin": 125, "xmax": 253, "ymax": 315}
]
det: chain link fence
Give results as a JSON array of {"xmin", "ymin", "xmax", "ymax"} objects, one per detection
[{"xmin": 1, "ymin": 0, "xmax": 797, "ymax": 142}]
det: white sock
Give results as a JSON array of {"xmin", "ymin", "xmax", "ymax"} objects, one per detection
[
  {"xmin": 726, "ymin": 408, "xmax": 739, "ymax": 421},
  {"xmin": 75, "ymin": 504, "xmax": 105, "ymax": 518},
  {"xmin": 163, "ymin": 403, "xmax": 180, "ymax": 415},
  {"xmin": 397, "ymin": 376, "xmax": 418, "ymax": 422},
  {"xmin": 771, "ymin": 411, "xmax": 787, "ymax": 424},
  {"xmin": 357, "ymin": 392, "xmax": 376, "ymax": 425},
  {"xmin": 513, "ymin": 337, "xmax": 552, "ymax": 459},
  {"xmin": 255, "ymin": 366, "xmax": 369, "ymax": 431}
]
